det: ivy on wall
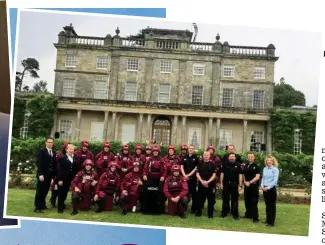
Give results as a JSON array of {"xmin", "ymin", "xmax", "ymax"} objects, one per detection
[
  {"xmin": 12, "ymin": 97, "xmax": 27, "ymax": 138},
  {"xmin": 26, "ymin": 94, "xmax": 58, "ymax": 138},
  {"xmin": 270, "ymin": 109, "xmax": 316, "ymax": 155}
]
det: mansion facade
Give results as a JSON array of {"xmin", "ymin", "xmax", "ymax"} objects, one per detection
[{"xmin": 51, "ymin": 24, "xmax": 278, "ymax": 153}]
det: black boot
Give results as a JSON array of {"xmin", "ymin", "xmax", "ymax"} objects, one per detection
[
  {"xmin": 121, "ymin": 209, "xmax": 127, "ymax": 215},
  {"xmin": 96, "ymin": 199, "xmax": 104, "ymax": 213},
  {"xmin": 71, "ymin": 208, "xmax": 78, "ymax": 215}
]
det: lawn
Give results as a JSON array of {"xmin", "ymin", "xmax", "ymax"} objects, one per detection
[{"xmin": 7, "ymin": 188, "xmax": 310, "ymax": 236}]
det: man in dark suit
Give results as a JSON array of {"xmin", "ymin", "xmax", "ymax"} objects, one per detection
[{"xmin": 34, "ymin": 137, "xmax": 56, "ymax": 212}]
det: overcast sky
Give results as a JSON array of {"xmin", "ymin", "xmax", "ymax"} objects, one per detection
[{"xmin": 16, "ymin": 10, "xmax": 322, "ymax": 106}]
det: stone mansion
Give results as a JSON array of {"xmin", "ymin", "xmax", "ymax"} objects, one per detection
[{"xmin": 51, "ymin": 24, "xmax": 279, "ymax": 153}]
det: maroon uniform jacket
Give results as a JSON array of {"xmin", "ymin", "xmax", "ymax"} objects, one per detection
[
  {"xmin": 95, "ymin": 151, "xmax": 116, "ymax": 178},
  {"xmin": 162, "ymin": 155, "xmax": 181, "ymax": 179},
  {"xmin": 116, "ymin": 153, "xmax": 133, "ymax": 179},
  {"xmin": 75, "ymin": 150, "xmax": 94, "ymax": 170},
  {"xmin": 163, "ymin": 175, "xmax": 188, "ymax": 199},
  {"xmin": 209, "ymin": 155, "xmax": 222, "ymax": 181},
  {"xmin": 143, "ymin": 156, "xmax": 165, "ymax": 179},
  {"xmin": 120, "ymin": 171, "xmax": 142, "ymax": 196},
  {"xmin": 95, "ymin": 170, "xmax": 120, "ymax": 196},
  {"xmin": 71, "ymin": 170, "xmax": 98, "ymax": 195},
  {"xmin": 132, "ymin": 154, "xmax": 146, "ymax": 174}
]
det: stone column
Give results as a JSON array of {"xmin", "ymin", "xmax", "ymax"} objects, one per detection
[
  {"xmin": 172, "ymin": 115, "xmax": 178, "ymax": 145},
  {"xmin": 181, "ymin": 116, "xmax": 187, "ymax": 144},
  {"xmin": 216, "ymin": 118, "xmax": 221, "ymax": 147},
  {"xmin": 109, "ymin": 55, "xmax": 120, "ymax": 100},
  {"xmin": 103, "ymin": 111, "xmax": 109, "ymax": 141},
  {"xmin": 110, "ymin": 112, "xmax": 116, "ymax": 141},
  {"xmin": 52, "ymin": 111, "xmax": 58, "ymax": 137},
  {"xmin": 208, "ymin": 118, "xmax": 213, "ymax": 144},
  {"xmin": 138, "ymin": 113, "xmax": 143, "ymax": 142},
  {"xmin": 266, "ymin": 120, "xmax": 272, "ymax": 153},
  {"xmin": 242, "ymin": 120, "xmax": 248, "ymax": 152},
  {"xmin": 144, "ymin": 58, "xmax": 153, "ymax": 102},
  {"xmin": 147, "ymin": 114, "xmax": 152, "ymax": 142},
  {"xmin": 75, "ymin": 110, "xmax": 82, "ymax": 141}
]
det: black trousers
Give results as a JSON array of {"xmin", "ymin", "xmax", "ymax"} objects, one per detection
[
  {"xmin": 244, "ymin": 184, "xmax": 259, "ymax": 220},
  {"xmin": 57, "ymin": 183, "xmax": 70, "ymax": 212},
  {"xmin": 187, "ymin": 178, "xmax": 198, "ymax": 212},
  {"xmin": 34, "ymin": 173, "xmax": 53, "ymax": 210},
  {"xmin": 263, "ymin": 187, "xmax": 277, "ymax": 225},
  {"xmin": 221, "ymin": 183, "xmax": 239, "ymax": 218},
  {"xmin": 197, "ymin": 184, "xmax": 215, "ymax": 217}
]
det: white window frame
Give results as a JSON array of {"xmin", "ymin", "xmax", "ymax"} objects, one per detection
[
  {"xmin": 188, "ymin": 127, "xmax": 202, "ymax": 148},
  {"xmin": 191, "ymin": 85, "xmax": 204, "ymax": 105},
  {"xmin": 219, "ymin": 129, "xmax": 233, "ymax": 147},
  {"xmin": 223, "ymin": 65, "xmax": 235, "ymax": 78},
  {"xmin": 221, "ymin": 88, "xmax": 234, "ymax": 107},
  {"xmin": 19, "ymin": 112, "xmax": 30, "ymax": 139},
  {"xmin": 121, "ymin": 123, "xmax": 136, "ymax": 144},
  {"xmin": 65, "ymin": 55, "xmax": 77, "ymax": 68},
  {"xmin": 158, "ymin": 84, "xmax": 171, "ymax": 103},
  {"xmin": 96, "ymin": 56, "xmax": 108, "ymax": 69},
  {"xmin": 90, "ymin": 122, "xmax": 104, "ymax": 141},
  {"xmin": 193, "ymin": 63, "xmax": 205, "ymax": 75},
  {"xmin": 250, "ymin": 131, "xmax": 264, "ymax": 152},
  {"xmin": 160, "ymin": 60, "xmax": 172, "ymax": 73},
  {"xmin": 59, "ymin": 120, "xmax": 73, "ymax": 140},
  {"xmin": 124, "ymin": 82, "xmax": 137, "ymax": 101},
  {"xmin": 127, "ymin": 59, "xmax": 139, "ymax": 71},
  {"xmin": 254, "ymin": 67, "xmax": 266, "ymax": 79},
  {"xmin": 252, "ymin": 90, "xmax": 265, "ymax": 109},
  {"xmin": 293, "ymin": 129, "xmax": 302, "ymax": 155},
  {"xmin": 93, "ymin": 76, "xmax": 108, "ymax": 99},
  {"xmin": 62, "ymin": 77, "xmax": 76, "ymax": 97}
]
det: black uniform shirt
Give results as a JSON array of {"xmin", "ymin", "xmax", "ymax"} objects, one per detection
[
  {"xmin": 197, "ymin": 161, "xmax": 216, "ymax": 186},
  {"xmin": 182, "ymin": 154, "xmax": 199, "ymax": 175},
  {"xmin": 243, "ymin": 162, "xmax": 261, "ymax": 183},
  {"xmin": 220, "ymin": 161, "xmax": 242, "ymax": 185}
]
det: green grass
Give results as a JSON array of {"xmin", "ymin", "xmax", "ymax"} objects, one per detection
[{"xmin": 7, "ymin": 188, "xmax": 310, "ymax": 236}]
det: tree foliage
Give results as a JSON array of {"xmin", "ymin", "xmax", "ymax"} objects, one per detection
[
  {"xmin": 15, "ymin": 58, "xmax": 40, "ymax": 91},
  {"xmin": 273, "ymin": 77, "xmax": 306, "ymax": 107},
  {"xmin": 270, "ymin": 109, "xmax": 316, "ymax": 155},
  {"xmin": 32, "ymin": 80, "xmax": 48, "ymax": 93},
  {"xmin": 12, "ymin": 97, "xmax": 27, "ymax": 138}
]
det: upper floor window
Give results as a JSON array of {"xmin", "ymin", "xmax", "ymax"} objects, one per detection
[
  {"xmin": 252, "ymin": 90, "xmax": 265, "ymax": 109},
  {"xmin": 254, "ymin": 67, "xmax": 265, "ymax": 79},
  {"xmin": 158, "ymin": 84, "xmax": 170, "ymax": 103},
  {"xmin": 223, "ymin": 65, "xmax": 235, "ymax": 77},
  {"xmin": 125, "ymin": 82, "xmax": 137, "ymax": 101},
  {"xmin": 93, "ymin": 76, "xmax": 108, "ymax": 99},
  {"xmin": 160, "ymin": 60, "xmax": 172, "ymax": 73},
  {"xmin": 193, "ymin": 63, "xmax": 205, "ymax": 75},
  {"xmin": 65, "ymin": 55, "xmax": 76, "ymax": 68},
  {"xmin": 127, "ymin": 59, "xmax": 139, "ymax": 71},
  {"xmin": 62, "ymin": 77, "xmax": 76, "ymax": 97},
  {"xmin": 222, "ymin": 88, "xmax": 234, "ymax": 107},
  {"xmin": 96, "ymin": 56, "xmax": 108, "ymax": 69},
  {"xmin": 192, "ymin": 86, "xmax": 203, "ymax": 105}
]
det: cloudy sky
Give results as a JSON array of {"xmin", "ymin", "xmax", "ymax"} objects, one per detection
[{"xmin": 16, "ymin": 10, "xmax": 322, "ymax": 106}]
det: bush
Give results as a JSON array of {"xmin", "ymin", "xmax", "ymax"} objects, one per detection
[{"xmin": 10, "ymin": 138, "xmax": 313, "ymax": 192}]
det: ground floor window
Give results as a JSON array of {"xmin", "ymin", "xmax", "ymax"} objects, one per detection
[
  {"xmin": 121, "ymin": 123, "xmax": 136, "ymax": 144},
  {"xmin": 152, "ymin": 117, "xmax": 171, "ymax": 145}
]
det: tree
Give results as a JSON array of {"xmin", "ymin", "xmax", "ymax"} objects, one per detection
[
  {"xmin": 15, "ymin": 58, "xmax": 40, "ymax": 91},
  {"xmin": 22, "ymin": 85, "xmax": 29, "ymax": 92},
  {"xmin": 273, "ymin": 77, "xmax": 306, "ymax": 107},
  {"xmin": 32, "ymin": 80, "xmax": 48, "ymax": 93}
]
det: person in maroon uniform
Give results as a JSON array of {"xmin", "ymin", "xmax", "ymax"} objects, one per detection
[
  {"xmin": 116, "ymin": 144, "xmax": 134, "ymax": 180},
  {"xmin": 142, "ymin": 146, "xmax": 165, "ymax": 214},
  {"xmin": 133, "ymin": 144, "xmax": 146, "ymax": 174},
  {"xmin": 120, "ymin": 161, "xmax": 143, "ymax": 215},
  {"xmin": 145, "ymin": 145, "xmax": 153, "ymax": 157},
  {"xmin": 95, "ymin": 141, "xmax": 115, "ymax": 178},
  {"xmin": 94, "ymin": 161, "xmax": 120, "ymax": 213},
  {"xmin": 163, "ymin": 145, "xmax": 181, "ymax": 179},
  {"xmin": 163, "ymin": 165, "xmax": 189, "ymax": 219},
  {"xmin": 179, "ymin": 144, "xmax": 188, "ymax": 159},
  {"xmin": 50, "ymin": 141, "xmax": 70, "ymax": 209},
  {"xmin": 75, "ymin": 140, "xmax": 94, "ymax": 171},
  {"xmin": 70, "ymin": 159, "xmax": 98, "ymax": 215}
]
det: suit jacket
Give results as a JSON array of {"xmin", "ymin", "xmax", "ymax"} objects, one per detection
[
  {"xmin": 57, "ymin": 154, "xmax": 78, "ymax": 183},
  {"xmin": 36, "ymin": 148, "xmax": 56, "ymax": 177}
]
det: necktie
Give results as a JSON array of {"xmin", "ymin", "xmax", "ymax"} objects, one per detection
[{"xmin": 49, "ymin": 150, "xmax": 52, "ymax": 157}]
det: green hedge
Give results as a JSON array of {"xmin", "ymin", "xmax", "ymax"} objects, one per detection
[{"xmin": 10, "ymin": 138, "xmax": 313, "ymax": 190}]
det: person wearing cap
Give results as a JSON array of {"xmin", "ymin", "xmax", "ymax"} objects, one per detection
[
  {"xmin": 142, "ymin": 146, "xmax": 165, "ymax": 214},
  {"xmin": 120, "ymin": 161, "xmax": 143, "ymax": 215},
  {"xmin": 206, "ymin": 145, "xmax": 221, "ymax": 208},
  {"xmin": 133, "ymin": 144, "xmax": 146, "ymax": 174},
  {"xmin": 180, "ymin": 144, "xmax": 200, "ymax": 214},
  {"xmin": 195, "ymin": 151, "xmax": 217, "ymax": 218},
  {"xmin": 70, "ymin": 159, "xmax": 98, "ymax": 215},
  {"xmin": 163, "ymin": 165, "xmax": 189, "ymax": 218},
  {"xmin": 49, "ymin": 141, "xmax": 70, "ymax": 208},
  {"xmin": 75, "ymin": 140, "xmax": 94, "ymax": 171},
  {"xmin": 94, "ymin": 161, "xmax": 120, "ymax": 213},
  {"xmin": 219, "ymin": 152, "xmax": 243, "ymax": 220},
  {"xmin": 145, "ymin": 145, "xmax": 153, "ymax": 158},
  {"xmin": 162, "ymin": 145, "xmax": 181, "ymax": 179},
  {"xmin": 57, "ymin": 144, "xmax": 78, "ymax": 213},
  {"xmin": 95, "ymin": 141, "xmax": 116, "ymax": 178},
  {"xmin": 115, "ymin": 144, "xmax": 134, "ymax": 181},
  {"xmin": 242, "ymin": 152, "xmax": 261, "ymax": 223},
  {"xmin": 179, "ymin": 144, "xmax": 188, "ymax": 159}
]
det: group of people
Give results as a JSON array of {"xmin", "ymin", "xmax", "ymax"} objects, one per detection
[{"xmin": 34, "ymin": 137, "xmax": 279, "ymax": 227}]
